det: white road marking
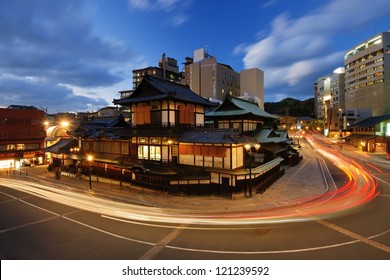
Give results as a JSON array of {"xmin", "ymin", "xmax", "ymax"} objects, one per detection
[
  {"xmin": 0, "ymin": 216, "xmax": 59, "ymax": 234},
  {"xmin": 139, "ymin": 224, "xmax": 188, "ymax": 260},
  {"xmin": 315, "ymin": 219, "xmax": 390, "ymax": 254},
  {"xmin": 165, "ymin": 229, "xmax": 390, "ymax": 255},
  {"xmin": 2, "ymin": 178, "xmax": 389, "ymax": 257}
]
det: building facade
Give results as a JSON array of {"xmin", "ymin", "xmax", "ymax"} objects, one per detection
[
  {"xmin": 111, "ymin": 76, "xmax": 286, "ymax": 197},
  {"xmin": 345, "ymin": 114, "xmax": 390, "ymax": 153},
  {"xmin": 0, "ymin": 106, "xmax": 45, "ymax": 168},
  {"xmin": 132, "ymin": 53, "xmax": 181, "ymax": 89},
  {"xmin": 181, "ymin": 48, "xmax": 240, "ymax": 101},
  {"xmin": 314, "ymin": 76, "xmax": 331, "ymax": 119},
  {"xmin": 344, "ymin": 31, "xmax": 390, "ymax": 116},
  {"xmin": 240, "ymin": 68, "xmax": 264, "ymax": 109},
  {"xmin": 330, "ymin": 67, "xmax": 345, "ymax": 110}
]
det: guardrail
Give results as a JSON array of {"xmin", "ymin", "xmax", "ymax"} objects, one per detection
[{"xmin": 0, "ymin": 169, "xmax": 29, "ymax": 176}]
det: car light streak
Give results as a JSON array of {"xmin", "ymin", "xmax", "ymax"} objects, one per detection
[{"xmin": 0, "ymin": 136, "xmax": 380, "ymax": 225}]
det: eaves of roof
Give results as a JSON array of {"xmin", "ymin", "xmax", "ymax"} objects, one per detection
[
  {"xmin": 350, "ymin": 114, "xmax": 390, "ymax": 128},
  {"xmin": 43, "ymin": 138, "xmax": 77, "ymax": 153}
]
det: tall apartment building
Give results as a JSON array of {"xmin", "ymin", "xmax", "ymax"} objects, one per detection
[
  {"xmin": 315, "ymin": 67, "xmax": 346, "ymax": 133},
  {"xmin": 132, "ymin": 53, "xmax": 182, "ymax": 89},
  {"xmin": 344, "ymin": 31, "xmax": 390, "ymax": 116},
  {"xmin": 330, "ymin": 67, "xmax": 345, "ymax": 109},
  {"xmin": 182, "ymin": 48, "xmax": 240, "ymax": 101},
  {"xmin": 314, "ymin": 75, "xmax": 331, "ymax": 119}
]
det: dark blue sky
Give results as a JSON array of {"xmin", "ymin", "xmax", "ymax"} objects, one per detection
[{"xmin": 0, "ymin": 0, "xmax": 389, "ymax": 113}]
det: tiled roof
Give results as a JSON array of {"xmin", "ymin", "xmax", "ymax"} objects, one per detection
[
  {"xmin": 350, "ymin": 114, "xmax": 390, "ymax": 128},
  {"xmin": 206, "ymin": 96, "xmax": 277, "ymax": 119},
  {"xmin": 253, "ymin": 128, "xmax": 287, "ymax": 143},
  {"xmin": 114, "ymin": 75, "xmax": 218, "ymax": 107},
  {"xmin": 73, "ymin": 115, "xmax": 128, "ymax": 137},
  {"xmin": 43, "ymin": 138, "xmax": 77, "ymax": 153}
]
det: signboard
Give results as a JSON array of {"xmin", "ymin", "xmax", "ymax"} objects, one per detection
[{"xmin": 194, "ymin": 48, "xmax": 205, "ymax": 62}]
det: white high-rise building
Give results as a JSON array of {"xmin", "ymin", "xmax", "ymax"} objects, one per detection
[
  {"xmin": 314, "ymin": 76, "xmax": 331, "ymax": 119},
  {"xmin": 344, "ymin": 31, "xmax": 390, "ymax": 116}
]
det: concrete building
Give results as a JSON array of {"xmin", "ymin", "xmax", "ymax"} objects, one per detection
[
  {"xmin": 240, "ymin": 68, "xmax": 264, "ymax": 109},
  {"xmin": 314, "ymin": 75, "xmax": 331, "ymax": 119},
  {"xmin": 344, "ymin": 31, "xmax": 390, "ymax": 116},
  {"xmin": 132, "ymin": 53, "xmax": 181, "ymax": 89},
  {"xmin": 0, "ymin": 105, "xmax": 45, "ymax": 168},
  {"xmin": 182, "ymin": 48, "xmax": 240, "ymax": 101},
  {"xmin": 315, "ymin": 68, "xmax": 347, "ymax": 137},
  {"xmin": 330, "ymin": 67, "xmax": 345, "ymax": 110}
]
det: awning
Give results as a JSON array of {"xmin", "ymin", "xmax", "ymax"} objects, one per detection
[
  {"xmin": 23, "ymin": 152, "xmax": 39, "ymax": 158},
  {"xmin": 359, "ymin": 135, "xmax": 379, "ymax": 140}
]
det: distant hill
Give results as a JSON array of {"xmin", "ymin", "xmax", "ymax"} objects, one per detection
[{"xmin": 264, "ymin": 98, "xmax": 315, "ymax": 118}]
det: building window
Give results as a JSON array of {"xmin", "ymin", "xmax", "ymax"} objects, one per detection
[
  {"xmin": 16, "ymin": 144, "xmax": 25, "ymax": 150},
  {"xmin": 179, "ymin": 144, "xmax": 226, "ymax": 157},
  {"xmin": 17, "ymin": 131, "xmax": 28, "ymax": 138},
  {"xmin": 138, "ymin": 145, "xmax": 161, "ymax": 161},
  {"xmin": 138, "ymin": 145, "xmax": 149, "ymax": 159},
  {"xmin": 179, "ymin": 105, "xmax": 195, "ymax": 125},
  {"xmin": 7, "ymin": 144, "xmax": 16, "ymax": 151},
  {"xmin": 25, "ymin": 143, "xmax": 40, "ymax": 150},
  {"xmin": 133, "ymin": 105, "xmax": 151, "ymax": 125},
  {"xmin": 150, "ymin": 110, "xmax": 162, "ymax": 125},
  {"xmin": 149, "ymin": 146, "xmax": 161, "ymax": 161}
]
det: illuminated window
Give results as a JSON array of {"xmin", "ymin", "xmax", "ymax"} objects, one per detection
[
  {"xmin": 17, "ymin": 144, "xmax": 25, "ymax": 150},
  {"xmin": 149, "ymin": 146, "xmax": 161, "ymax": 161},
  {"xmin": 7, "ymin": 144, "xmax": 16, "ymax": 150},
  {"xmin": 138, "ymin": 145, "xmax": 149, "ymax": 159},
  {"xmin": 138, "ymin": 145, "xmax": 161, "ymax": 161}
]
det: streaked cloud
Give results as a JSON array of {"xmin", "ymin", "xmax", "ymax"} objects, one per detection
[
  {"xmin": 128, "ymin": 0, "xmax": 193, "ymax": 26},
  {"xmin": 261, "ymin": 0, "xmax": 278, "ymax": 9},
  {"xmin": 238, "ymin": 0, "xmax": 390, "ymax": 101},
  {"xmin": 0, "ymin": 0, "xmax": 138, "ymax": 113},
  {"xmin": 0, "ymin": 74, "xmax": 106, "ymax": 113}
]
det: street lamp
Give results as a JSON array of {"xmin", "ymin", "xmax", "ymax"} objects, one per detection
[
  {"xmin": 70, "ymin": 147, "xmax": 80, "ymax": 153},
  {"xmin": 87, "ymin": 155, "xmax": 93, "ymax": 190},
  {"xmin": 244, "ymin": 143, "xmax": 261, "ymax": 198}
]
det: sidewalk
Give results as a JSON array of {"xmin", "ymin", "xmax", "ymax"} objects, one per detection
[{"xmin": 10, "ymin": 141, "xmax": 331, "ymax": 214}]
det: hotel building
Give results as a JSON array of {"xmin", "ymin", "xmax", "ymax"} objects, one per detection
[
  {"xmin": 182, "ymin": 48, "xmax": 240, "ymax": 101},
  {"xmin": 344, "ymin": 31, "xmax": 390, "ymax": 116}
]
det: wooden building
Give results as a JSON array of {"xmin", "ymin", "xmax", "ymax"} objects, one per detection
[{"xmin": 67, "ymin": 75, "xmax": 287, "ymax": 198}]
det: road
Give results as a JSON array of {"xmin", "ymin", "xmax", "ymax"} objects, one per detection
[{"xmin": 0, "ymin": 135, "xmax": 389, "ymax": 260}]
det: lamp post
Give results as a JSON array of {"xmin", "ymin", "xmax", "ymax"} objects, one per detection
[
  {"xmin": 244, "ymin": 143, "xmax": 260, "ymax": 198},
  {"xmin": 87, "ymin": 155, "xmax": 93, "ymax": 190}
]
